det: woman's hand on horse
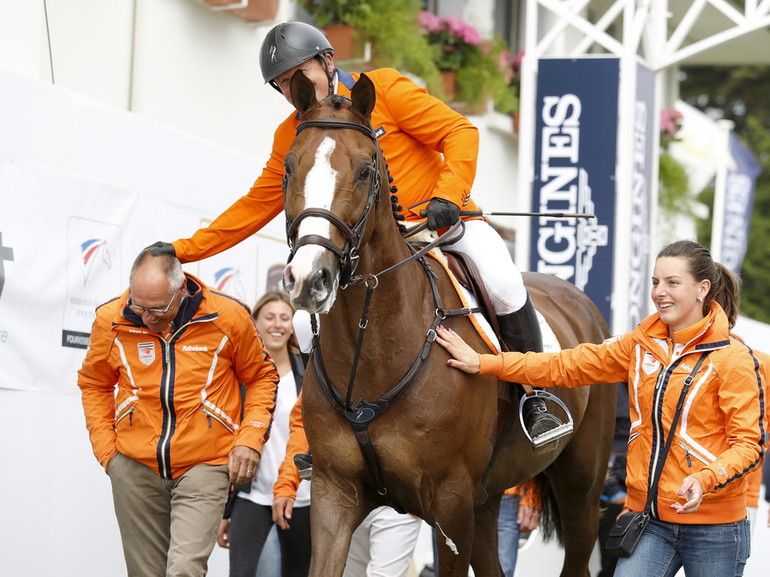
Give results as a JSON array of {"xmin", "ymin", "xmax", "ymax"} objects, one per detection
[
  {"xmin": 436, "ymin": 326, "xmax": 480, "ymax": 374},
  {"xmin": 273, "ymin": 496, "xmax": 295, "ymax": 530}
]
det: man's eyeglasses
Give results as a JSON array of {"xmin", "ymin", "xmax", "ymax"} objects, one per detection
[{"xmin": 127, "ymin": 290, "xmax": 179, "ymax": 316}]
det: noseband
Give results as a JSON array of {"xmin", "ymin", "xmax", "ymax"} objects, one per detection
[{"xmin": 284, "ymin": 118, "xmax": 382, "ymax": 287}]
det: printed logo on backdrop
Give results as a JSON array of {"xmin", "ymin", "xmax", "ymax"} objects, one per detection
[
  {"xmin": 63, "ymin": 217, "xmax": 122, "ymax": 349},
  {"xmin": 138, "ymin": 341, "xmax": 156, "ymax": 366},
  {"xmin": 531, "ymin": 58, "xmax": 618, "ymax": 326},
  {"xmin": 80, "ymin": 238, "xmax": 112, "ymax": 284},
  {"xmin": 0, "ymin": 232, "xmax": 14, "ymax": 346},
  {"xmin": 214, "ymin": 267, "xmax": 247, "ymax": 301}
]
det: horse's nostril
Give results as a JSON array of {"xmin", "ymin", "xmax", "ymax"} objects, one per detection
[
  {"xmin": 315, "ymin": 269, "xmax": 328, "ymax": 289},
  {"xmin": 283, "ymin": 268, "xmax": 296, "ymax": 292}
]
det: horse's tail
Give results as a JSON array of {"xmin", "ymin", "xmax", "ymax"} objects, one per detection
[{"xmin": 533, "ymin": 473, "xmax": 563, "ymax": 544}]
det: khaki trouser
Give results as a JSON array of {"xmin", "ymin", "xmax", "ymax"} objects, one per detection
[{"xmin": 108, "ymin": 452, "xmax": 229, "ymax": 577}]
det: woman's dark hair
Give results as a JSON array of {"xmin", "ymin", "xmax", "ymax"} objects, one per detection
[
  {"xmin": 252, "ymin": 291, "xmax": 300, "ymax": 353},
  {"xmin": 656, "ymin": 240, "xmax": 741, "ymax": 327}
]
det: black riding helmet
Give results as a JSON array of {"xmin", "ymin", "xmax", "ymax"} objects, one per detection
[{"xmin": 260, "ymin": 22, "xmax": 335, "ymax": 93}]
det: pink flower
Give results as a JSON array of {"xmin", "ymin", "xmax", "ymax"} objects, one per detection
[
  {"xmin": 418, "ymin": 10, "xmax": 441, "ymax": 33},
  {"xmin": 442, "ymin": 15, "xmax": 481, "ymax": 46},
  {"xmin": 660, "ymin": 109, "xmax": 683, "ymax": 139}
]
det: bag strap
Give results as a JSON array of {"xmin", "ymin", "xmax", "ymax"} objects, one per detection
[{"xmin": 643, "ymin": 352, "xmax": 709, "ymax": 513}]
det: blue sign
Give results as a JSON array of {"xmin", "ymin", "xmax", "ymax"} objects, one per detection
[{"xmin": 531, "ymin": 58, "xmax": 617, "ymax": 325}]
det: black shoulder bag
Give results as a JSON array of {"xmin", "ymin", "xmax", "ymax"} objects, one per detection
[{"xmin": 605, "ymin": 352, "xmax": 709, "ymax": 557}]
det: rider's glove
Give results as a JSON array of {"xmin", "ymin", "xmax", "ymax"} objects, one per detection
[
  {"xmin": 425, "ymin": 198, "xmax": 461, "ymax": 230},
  {"xmin": 145, "ymin": 241, "xmax": 177, "ymax": 257}
]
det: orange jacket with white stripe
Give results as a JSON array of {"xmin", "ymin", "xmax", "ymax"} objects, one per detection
[
  {"xmin": 78, "ymin": 274, "xmax": 278, "ymax": 479},
  {"xmin": 172, "ymin": 67, "xmax": 480, "ymax": 263},
  {"xmin": 479, "ymin": 302, "xmax": 766, "ymax": 525}
]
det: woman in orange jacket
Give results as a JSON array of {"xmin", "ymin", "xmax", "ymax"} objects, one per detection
[
  {"xmin": 436, "ymin": 240, "xmax": 766, "ymax": 577},
  {"xmin": 152, "ymin": 21, "xmax": 567, "ymax": 448}
]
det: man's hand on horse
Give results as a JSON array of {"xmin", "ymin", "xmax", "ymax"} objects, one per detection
[
  {"xmin": 272, "ymin": 496, "xmax": 295, "ymax": 530},
  {"xmin": 228, "ymin": 445, "xmax": 259, "ymax": 484},
  {"xmin": 425, "ymin": 197, "xmax": 460, "ymax": 230},
  {"xmin": 436, "ymin": 326, "xmax": 480, "ymax": 374}
]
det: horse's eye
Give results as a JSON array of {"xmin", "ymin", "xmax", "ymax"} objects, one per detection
[
  {"xmin": 284, "ymin": 164, "xmax": 293, "ymax": 177},
  {"xmin": 359, "ymin": 167, "xmax": 371, "ymax": 181}
]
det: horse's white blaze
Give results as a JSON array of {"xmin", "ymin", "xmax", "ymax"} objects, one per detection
[{"xmin": 290, "ymin": 136, "xmax": 338, "ymax": 286}]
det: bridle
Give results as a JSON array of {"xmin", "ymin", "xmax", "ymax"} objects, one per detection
[{"xmin": 284, "ymin": 118, "xmax": 382, "ymax": 288}]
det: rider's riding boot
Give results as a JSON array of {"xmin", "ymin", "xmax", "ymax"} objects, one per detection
[
  {"xmin": 293, "ymin": 452, "xmax": 313, "ymax": 481},
  {"xmin": 498, "ymin": 297, "xmax": 573, "ymax": 453}
]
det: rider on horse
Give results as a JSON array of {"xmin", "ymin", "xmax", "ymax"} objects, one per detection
[{"xmin": 155, "ymin": 21, "xmax": 571, "ymax": 453}]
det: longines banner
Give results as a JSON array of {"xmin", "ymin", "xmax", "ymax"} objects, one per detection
[
  {"xmin": 0, "ymin": 69, "xmax": 290, "ymax": 393},
  {"xmin": 530, "ymin": 58, "xmax": 617, "ymax": 326}
]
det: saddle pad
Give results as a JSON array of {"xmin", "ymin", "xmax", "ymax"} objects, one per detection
[{"xmin": 426, "ymin": 251, "xmax": 560, "ymax": 354}]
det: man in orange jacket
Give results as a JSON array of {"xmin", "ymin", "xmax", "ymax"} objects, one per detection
[
  {"xmin": 78, "ymin": 248, "xmax": 278, "ymax": 577},
  {"xmin": 150, "ymin": 21, "xmax": 570, "ymax": 451}
]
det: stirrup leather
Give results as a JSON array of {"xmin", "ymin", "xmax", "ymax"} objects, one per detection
[{"xmin": 518, "ymin": 390, "xmax": 574, "ymax": 449}]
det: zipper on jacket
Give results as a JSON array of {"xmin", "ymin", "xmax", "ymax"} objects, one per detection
[
  {"xmin": 116, "ymin": 405, "xmax": 135, "ymax": 427},
  {"xmin": 677, "ymin": 441, "xmax": 712, "ymax": 466},
  {"xmin": 200, "ymin": 407, "xmax": 235, "ymax": 433},
  {"xmin": 158, "ymin": 339, "xmax": 175, "ymax": 478},
  {"xmin": 678, "ymin": 442, "xmax": 693, "ymax": 468}
]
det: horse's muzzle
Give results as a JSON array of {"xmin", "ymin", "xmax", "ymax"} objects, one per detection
[{"xmin": 283, "ymin": 257, "xmax": 339, "ymax": 314}]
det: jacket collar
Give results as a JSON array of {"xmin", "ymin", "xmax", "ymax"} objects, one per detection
[{"xmin": 635, "ymin": 301, "xmax": 731, "ymax": 356}]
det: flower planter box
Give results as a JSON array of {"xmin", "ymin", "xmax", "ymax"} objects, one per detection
[{"xmin": 200, "ymin": 0, "xmax": 279, "ymax": 23}]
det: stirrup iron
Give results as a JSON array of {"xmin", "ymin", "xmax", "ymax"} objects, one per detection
[{"xmin": 518, "ymin": 390, "xmax": 574, "ymax": 451}]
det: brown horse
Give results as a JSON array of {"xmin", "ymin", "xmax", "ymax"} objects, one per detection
[{"xmin": 281, "ymin": 71, "xmax": 615, "ymax": 577}]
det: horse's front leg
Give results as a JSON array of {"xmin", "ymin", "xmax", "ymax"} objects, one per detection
[
  {"xmin": 470, "ymin": 494, "xmax": 505, "ymax": 577},
  {"xmin": 307, "ymin": 473, "xmax": 367, "ymax": 577},
  {"xmin": 430, "ymin": 488, "xmax": 476, "ymax": 577}
]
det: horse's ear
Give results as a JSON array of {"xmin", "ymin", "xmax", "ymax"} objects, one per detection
[
  {"xmin": 351, "ymin": 73, "xmax": 375, "ymax": 118},
  {"xmin": 290, "ymin": 71, "xmax": 318, "ymax": 116}
]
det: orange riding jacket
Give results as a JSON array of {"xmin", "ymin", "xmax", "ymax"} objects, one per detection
[
  {"xmin": 172, "ymin": 67, "xmax": 480, "ymax": 263},
  {"xmin": 78, "ymin": 274, "xmax": 279, "ymax": 479},
  {"xmin": 479, "ymin": 302, "xmax": 766, "ymax": 525}
]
